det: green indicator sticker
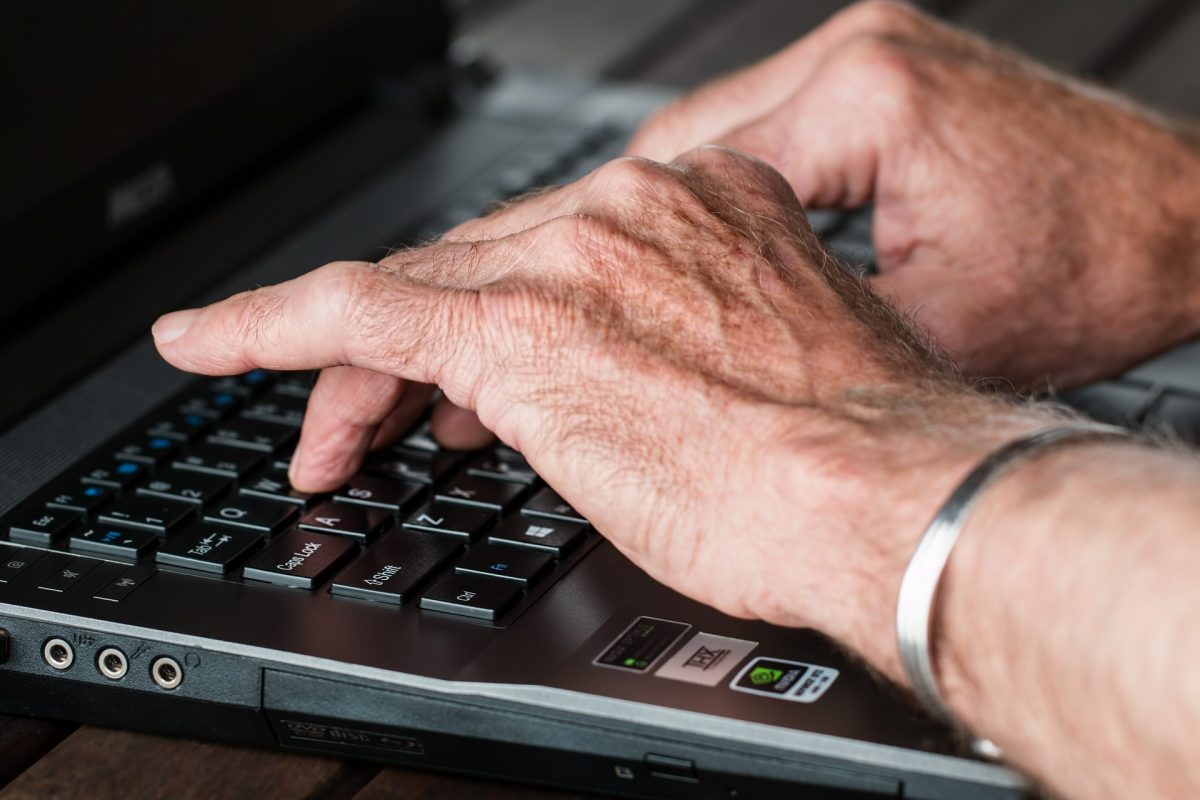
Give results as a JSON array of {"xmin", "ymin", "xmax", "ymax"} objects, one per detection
[
  {"xmin": 593, "ymin": 616, "xmax": 691, "ymax": 673},
  {"xmin": 731, "ymin": 657, "xmax": 841, "ymax": 703}
]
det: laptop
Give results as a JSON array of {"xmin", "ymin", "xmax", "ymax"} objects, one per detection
[{"xmin": 2, "ymin": 2, "xmax": 1197, "ymax": 798}]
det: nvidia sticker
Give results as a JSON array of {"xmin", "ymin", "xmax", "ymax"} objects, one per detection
[{"xmin": 730, "ymin": 657, "xmax": 839, "ymax": 702}]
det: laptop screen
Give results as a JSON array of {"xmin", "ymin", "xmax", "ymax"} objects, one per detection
[{"xmin": 0, "ymin": 0, "xmax": 449, "ymax": 331}]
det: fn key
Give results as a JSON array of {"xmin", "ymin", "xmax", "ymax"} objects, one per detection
[{"xmin": 420, "ymin": 573, "xmax": 522, "ymax": 621}]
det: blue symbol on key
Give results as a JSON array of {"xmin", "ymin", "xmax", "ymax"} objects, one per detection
[
  {"xmin": 184, "ymin": 414, "xmax": 205, "ymax": 427},
  {"xmin": 245, "ymin": 369, "xmax": 267, "ymax": 384},
  {"xmin": 212, "ymin": 392, "xmax": 234, "ymax": 407},
  {"xmin": 116, "ymin": 462, "xmax": 139, "ymax": 475},
  {"xmin": 84, "ymin": 486, "xmax": 104, "ymax": 497},
  {"xmin": 490, "ymin": 563, "xmax": 509, "ymax": 572},
  {"xmin": 102, "ymin": 530, "xmax": 122, "ymax": 543},
  {"xmin": 149, "ymin": 437, "xmax": 172, "ymax": 450}
]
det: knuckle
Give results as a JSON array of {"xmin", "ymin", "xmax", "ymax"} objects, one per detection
[
  {"xmin": 842, "ymin": 0, "xmax": 922, "ymax": 33},
  {"xmin": 227, "ymin": 286, "xmax": 286, "ymax": 347},
  {"xmin": 588, "ymin": 155, "xmax": 672, "ymax": 197},
  {"xmin": 831, "ymin": 33, "xmax": 922, "ymax": 109}
]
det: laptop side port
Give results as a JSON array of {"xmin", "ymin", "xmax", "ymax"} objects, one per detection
[
  {"xmin": 150, "ymin": 656, "xmax": 183, "ymax": 690},
  {"xmin": 96, "ymin": 647, "xmax": 129, "ymax": 680},
  {"xmin": 42, "ymin": 638, "xmax": 75, "ymax": 670}
]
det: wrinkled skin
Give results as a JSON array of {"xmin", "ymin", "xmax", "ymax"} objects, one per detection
[{"xmin": 628, "ymin": 0, "xmax": 1200, "ymax": 389}]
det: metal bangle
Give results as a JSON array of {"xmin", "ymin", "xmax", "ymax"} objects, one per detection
[{"xmin": 895, "ymin": 423, "xmax": 1131, "ymax": 729}]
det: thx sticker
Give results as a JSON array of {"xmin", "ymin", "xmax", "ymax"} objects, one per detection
[{"xmin": 654, "ymin": 632, "xmax": 758, "ymax": 686}]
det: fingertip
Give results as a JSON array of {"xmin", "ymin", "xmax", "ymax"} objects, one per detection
[
  {"xmin": 430, "ymin": 398, "xmax": 494, "ymax": 450},
  {"xmin": 152, "ymin": 308, "xmax": 201, "ymax": 345}
]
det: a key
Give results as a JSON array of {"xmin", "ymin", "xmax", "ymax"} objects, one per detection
[
  {"xmin": 334, "ymin": 475, "xmax": 423, "ymax": 512},
  {"xmin": 71, "ymin": 525, "xmax": 159, "ymax": 558},
  {"xmin": 435, "ymin": 474, "xmax": 525, "ymax": 511},
  {"xmin": 114, "ymin": 435, "xmax": 179, "ymax": 464},
  {"xmin": 138, "ymin": 469, "xmax": 231, "ymax": 506},
  {"xmin": 520, "ymin": 487, "xmax": 587, "ymax": 525},
  {"xmin": 467, "ymin": 450, "xmax": 536, "ymax": 485},
  {"xmin": 38, "ymin": 557, "xmax": 102, "ymax": 593},
  {"xmin": 209, "ymin": 370, "xmax": 271, "ymax": 397},
  {"xmin": 44, "ymin": 482, "xmax": 113, "ymax": 514},
  {"xmin": 206, "ymin": 418, "xmax": 297, "ymax": 453},
  {"xmin": 298, "ymin": 501, "xmax": 388, "ymax": 542},
  {"xmin": 99, "ymin": 495, "xmax": 194, "ymax": 535},
  {"xmin": 330, "ymin": 531, "xmax": 461, "ymax": 605},
  {"xmin": 147, "ymin": 411, "xmax": 209, "ymax": 442},
  {"xmin": 240, "ymin": 394, "xmax": 306, "ymax": 427},
  {"xmin": 204, "ymin": 495, "xmax": 297, "ymax": 534},
  {"xmin": 93, "ymin": 566, "xmax": 156, "ymax": 603},
  {"xmin": 419, "ymin": 573, "xmax": 522, "ymax": 621},
  {"xmin": 272, "ymin": 372, "xmax": 316, "ymax": 398},
  {"xmin": 8, "ymin": 508, "xmax": 81, "ymax": 546},
  {"xmin": 80, "ymin": 458, "xmax": 147, "ymax": 490},
  {"xmin": 399, "ymin": 421, "xmax": 438, "ymax": 452},
  {"xmin": 488, "ymin": 515, "xmax": 586, "ymax": 558},
  {"xmin": 179, "ymin": 390, "xmax": 240, "ymax": 419},
  {"xmin": 455, "ymin": 543, "xmax": 552, "ymax": 587},
  {"xmin": 242, "ymin": 529, "xmax": 356, "ymax": 589},
  {"xmin": 157, "ymin": 524, "xmax": 264, "ymax": 574},
  {"xmin": 371, "ymin": 449, "xmax": 458, "ymax": 485},
  {"xmin": 240, "ymin": 467, "xmax": 314, "ymax": 507},
  {"xmin": 0, "ymin": 545, "xmax": 45, "ymax": 582},
  {"xmin": 172, "ymin": 443, "xmax": 264, "ymax": 478},
  {"xmin": 402, "ymin": 502, "xmax": 494, "ymax": 540}
]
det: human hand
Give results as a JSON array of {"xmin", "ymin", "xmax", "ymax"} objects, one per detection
[{"xmin": 627, "ymin": 0, "xmax": 1200, "ymax": 389}]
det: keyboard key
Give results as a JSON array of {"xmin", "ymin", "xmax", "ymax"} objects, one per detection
[
  {"xmin": 80, "ymin": 458, "xmax": 147, "ymax": 490},
  {"xmin": 71, "ymin": 525, "xmax": 159, "ymax": 558},
  {"xmin": 8, "ymin": 508, "xmax": 81, "ymax": 546},
  {"xmin": 371, "ymin": 449, "xmax": 458, "ymax": 485},
  {"xmin": 139, "ymin": 469, "xmax": 232, "ymax": 506},
  {"xmin": 520, "ymin": 487, "xmax": 587, "ymax": 525},
  {"xmin": 399, "ymin": 421, "xmax": 439, "ymax": 452},
  {"xmin": 114, "ymin": 435, "xmax": 179, "ymax": 464},
  {"xmin": 0, "ymin": 546, "xmax": 45, "ymax": 582},
  {"xmin": 467, "ymin": 451, "xmax": 536, "ymax": 484},
  {"xmin": 99, "ymin": 495, "xmax": 194, "ymax": 535},
  {"xmin": 180, "ymin": 390, "xmax": 240, "ymax": 419},
  {"xmin": 206, "ymin": 418, "xmax": 297, "ymax": 453},
  {"xmin": 241, "ymin": 394, "xmax": 307, "ymax": 427},
  {"xmin": 93, "ymin": 566, "xmax": 156, "ymax": 602},
  {"xmin": 420, "ymin": 573, "xmax": 522, "ymax": 621},
  {"xmin": 210, "ymin": 370, "xmax": 271, "ymax": 397},
  {"xmin": 173, "ymin": 444, "xmax": 264, "ymax": 478},
  {"xmin": 330, "ymin": 531, "xmax": 461, "ymax": 605},
  {"xmin": 488, "ymin": 516, "xmax": 587, "ymax": 558},
  {"xmin": 272, "ymin": 372, "xmax": 316, "ymax": 398},
  {"xmin": 435, "ymin": 474, "xmax": 525, "ymax": 511},
  {"xmin": 240, "ymin": 467, "xmax": 314, "ymax": 507},
  {"xmin": 242, "ymin": 529, "xmax": 356, "ymax": 589},
  {"xmin": 147, "ymin": 411, "xmax": 209, "ymax": 441},
  {"xmin": 455, "ymin": 544, "xmax": 552, "ymax": 587},
  {"xmin": 38, "ymin": 557, "xmax": 101, "ymax": 593},
  {"xmin": 334, "ymin": 475, "xmax": 423, "ymax": 512},
  {"xmin": 157, "ymin": 525, "xmax": 264, "ymax": 574},
  {"xmin": 298, "ymin": 501, "xmax": 389, "ymax": 542},
  {"xmin": 402, "ymin": 502, "xmax": 494, "ymax": 540},
  {"xmin": 44, "ymin": 482, "xmax": 113, "ymax": 514},
  {"xmin": 204, "ymin": 495, "xmax": 297, "ymax": 534}
]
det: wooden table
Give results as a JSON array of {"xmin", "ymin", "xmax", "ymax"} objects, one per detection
[{"xmin": 3, "ymin": 0, "xmax": 1196, "ymax": 796}]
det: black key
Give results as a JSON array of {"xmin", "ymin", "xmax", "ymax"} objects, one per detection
[
  {"xmin": 241, "ymin": 394, "xmax": 306, "ymax": 427},
  {"xmin": 99, "ymin": 495, "xmax": 194, "ymax": 535},
  {"xmin": 204, "ymin": 495, "xmax": 297, "ymax": 534},
  {"xmin": 71, "ymin": 525, "xmax": 159, "ymax": 558},
  {"xmin": 298, "ymin": 501, "xmax": 389, "ymax": 542},
  {"xmin": 435, "ymin": 474, "xmax": 525, "ymax": 511},
  {"xmin": 371, "ymin": 449, "xmax": 457, "ymax": 485},
  {"xmin": 173, "ymin": 444, "xmax": 264, "ymax": 478},
  {"xmin": 334, "ymin": 475, "xmax": 423, "ymax": 512},
  {"xmin": 272, "ymin": 372, "xmax": 316, "ymax": 398},
  {"xmin": 456, "ymin": 544, "xmax": 552, "ymax": 587},
  {"xmin": 44, "ymin": 482, "xmax": 113, "ymax": 514},
  {"xmin": 147, "ymin": 411, "xmax": 209, "ymax": 442},
  {"xmin": 330, "ymin": 531, "xmax": 461, "ymax": 605},
  {"xmin": 210, "ymin": 370, "xmax": 271, "ymax": 397},
  {"xmin": 240, "ymin": 467, "xmax": 314, "ymax": 507},
  {"xmin": 419, "ymin": 573, "xmax": 522, "ymax": 621},
  {"xmin": 242, "ymin": 529, "xmax": 356, "ymax": 589},
  {"xmin": 38, "ymin": 557, "xmax": 101, "ymax": 592},
  {"xmin": 0, "ymin": 546, "xmax": 44, "ymax": 582},
  {"xmin": 80, "ymin": 458, "xmax": 147, "ymax": 490},
  {"xmin": 402, "ymin": 502, "xmax": 494, "ymax": 540},
  {"xmin": 113, "ymin": 435, "xmax": 179, "ymax": 464},
  {"xmin": 8, "ymin": 508, "xmax": 81, "ymax": 546},
  {"xmin": 488, "ymin": 515, "xmax": 587, "ymax": 558},
  {"xmin": 93, "ymin": 566, "xmax": 156, "ymax": 602},
  {"xmin": 157, "ymin": 525, "xmax": 264, "ymax": 574},
  {"xmin": 180, "ymin": 390, "xmax": 241, "ymax": 419},
  {"xmin": 521, "ymin": 487, "xmax": 587, "ymax": 525},
  {"xmin": 206, "ymin": 418, "xmax": 297, "ymax": 453},
  {"xmin": 139, "ymin": 469, "xmax": 231, "ymax": 506},
  {"xmin": 467, "ymin": 451, "xmax": 536, "ymax": 485},
  {"xmin": 399, "ymin": 422, "xmax": 438, "ymax": 452}
]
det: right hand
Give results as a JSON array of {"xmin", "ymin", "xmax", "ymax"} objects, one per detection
[{"xmin": 627, "ymin": 0, "xmax": 1200, "ymax": 389}]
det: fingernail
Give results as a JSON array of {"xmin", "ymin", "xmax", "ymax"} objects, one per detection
[{"xmin": 152, "ymin": 309, "xmax": 200, "ymax": 344}]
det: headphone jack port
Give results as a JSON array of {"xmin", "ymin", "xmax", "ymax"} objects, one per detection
[
  {"xmin": 97, "ymin": 647, "xmax": 129, "ymax": 680},
  {"xmin": 150, "ymin": 656, "xmax": 183, "ymax": 690},
  {"xmin": 42, "ymin": 638, "xmax": 75, "ymax": 670}
]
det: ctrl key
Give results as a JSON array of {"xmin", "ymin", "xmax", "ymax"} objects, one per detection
[
  {"xmin": 420, "ymin": 573, "xmax": 522, "ymax": 621},
  {"xmin": 243, "ymin": 529, "xmax": 355, "ymax": 590}
]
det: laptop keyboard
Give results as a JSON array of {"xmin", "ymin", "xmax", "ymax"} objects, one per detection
[{"xmin": 2, "ymin": 370, "xmax": 599, "ymax": 623}]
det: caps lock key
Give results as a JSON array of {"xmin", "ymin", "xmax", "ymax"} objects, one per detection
[{"xmin": 242, "ymin": 529, "xmax": 355, "ymax": 589}]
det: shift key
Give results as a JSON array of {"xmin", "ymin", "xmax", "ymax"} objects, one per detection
[
  {"xmin": 330, "ymin": 531, "xmax": 461, "ymax": 605},
  {"xmin": 242, "ymin": 529, "xmax": 355, "ymax": 590}
]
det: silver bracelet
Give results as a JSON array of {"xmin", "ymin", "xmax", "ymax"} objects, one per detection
[{"xmin": 895, "ymin": 423, "xmax": 1131, "ymax": 731}]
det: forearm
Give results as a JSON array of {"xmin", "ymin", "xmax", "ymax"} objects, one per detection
[{"xmin": 938, "ymin": 441, "xmax": 1200, "ymax": 799}]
